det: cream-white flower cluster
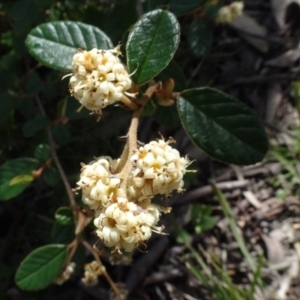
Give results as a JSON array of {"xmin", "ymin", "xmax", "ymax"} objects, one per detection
[
  {"xmin": 68, "ymin": 47, "xmax": 132, "ymax": 114},
  {"xmin": 77, "ymin": 156, "xmax": 120, "ymax": 210},
  {"xmin": 215, "ymin": 1, "xmax": 244, "ymax": 24},
  {"xmin": 129, "ymin": 138, "xmax": 188, "ymax": 199},
  {"xmin": 77, "ymin": 138, "xmax": 190, "ymax": 253}
]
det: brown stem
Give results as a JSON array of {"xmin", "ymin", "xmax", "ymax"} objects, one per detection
[
  {"xmin": 65, "ymin": 239, "xmax": 79, "ymax": 266},
  {"xmin": 118, "ymin": 109, "xmax": 140, "ymax": 190},
  {"xmin": 120, "ymin": 95, "xmax": 139, "ymax": 110},
  {"xmin": 35, "ymin": 96, "xmax": 79, "ymax": 225},
  {"xmin": 114, "ymin": 140, "xmax": 129, "ymax": 174},
  {"xmin": 140, "ymin": 82, "xmax": 157, "ymax": 106},
  {"xmin": 116, "ymin": 82, "xmax": 157, "ymax": 189},
  {"xmin": 81, "ymin": 239, "xmax": 121, "ymax": 297}
]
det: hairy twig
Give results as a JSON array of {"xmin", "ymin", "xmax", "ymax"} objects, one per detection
[
  {"xmin": 35, "ymin": 96, "xmax": 79, "ymax": 223},
  {"xmin": 118, "ymin": 83, "xmax": 157, "ymax": 189},
  {"xmin": 81, "ymin": 239, "xmax": 121, "ymax": 297},
  {"xmin": 119, "ymin": 109, "xmax": 140, "ymax": 190}
]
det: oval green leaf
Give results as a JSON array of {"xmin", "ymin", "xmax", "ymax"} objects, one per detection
[
  {"xmin": 22, "ymin": 115, "xmax": 48, "ymax": 137},
  {"xmin": 188, "ymin": 19, "xmax": 213, "ymax": 57},
  {"xmin": 170, "ymin": 0, "xmax": 206, "ymax": 15},
  {"xmin": 0, "ymin": 158, "xmax": 39, "ymax": 201},
  {"xmin": 52, "ymin": 223, "xmax": 75, "ymax": 244},
  {"xmin": 25, "ymin": 21, "xmax": 113, "ymax": 71},
  {"xmin": 15, "ymin": 244, "xmax": 67, "ymax": 291},
  {"xmin": 34, "ymin": 144, "xmax": 51, "ymax": 162},
  {"xmin": 126, "ymin": 9, "xmax": 180, "ymax": 85},
  {"xmin": 55, "ymin": 207, "xmax": 73, "ymax": 226},
  {"xmin": 43, "ymin": 167, "xmax": 60, "ymax": 187},
  {"xmin": 177, "ymin": 88, "xmax": 268, "ymax": 165}
]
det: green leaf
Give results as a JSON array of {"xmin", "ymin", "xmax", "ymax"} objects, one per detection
[
  {"xmin": 177, "ymin": 88, "xmax": 268, "ymax": 165},
  {"xmin": 0, "ymin": 158, "xmax": 39, "ymax": 201},
  {"xmin": 142, "ymin": 100, "xmax": 157, "ymax": 116},
  {"xmin": 26, "ymin": 21, "xmax": 113, "ymax": 71},
  {"xmin": 15, "ymin": 244, "xmax": 68, "ymax": 291},
  {"xmin": 126, "ymin": 9, "xmax": 180, "ymax": 85},
  {"xmin": 52, "ymin": 124, "xmax": 70, "ymax": 145},
  {"xmin": 169, "ymin": 0, "xmax": 206, "ymax": 15},
  {"xmin": 52, "ymin": 223, "xmax": 75, "ymax": 244},
  {"xmin": 55, "ymin": 207, "xmax": 73, "ymax": 226},
  {"xmin": 188, "ymin": 19, "xmax": 213, "ymax": 57},
  {"xmin": 176, "ymin": 228, "xmax": 192, "ymax": 244},
  {"xmin": 191, "ymin": 204, "xmax": 217, "ymax": 233},
  {"xmin": 10, "ymin": 174, "xmax": 34, "ymax": 186},
  {"xmin": 34, "ymin": 144, "xmax": 51, "ymax": 162},
  {"xmin": 22, "ymin": 115, "xmax": 48, "ymax": 137},
  {"xmin": 43, "ymin": 167, "xmax": 60, "ymax": 187}
]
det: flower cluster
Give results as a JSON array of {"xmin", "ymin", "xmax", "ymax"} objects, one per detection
[
  {"xmin": 77, "ymin": 156, "xmax": 120, "ymax": 211},
  {"xmin": 129, "ymin": 138, "xmax": 188, "ymax": 199},
  {"xmin": 81, "ymin": 261, "xmax": 105, "ymax": 287},
  {"xmin": 215, "ymin": 1, "xmax": 244, "ymax": 24},
  {"xmin": 67, "ymin": 47, "xmax": 132, "ymax": 115},
  {"xmin": 54, "ymin": 262, "xmax": 76, "ymax": 285},
  {"xmin": 77, "ymin": 138, "xmax": 190, "ymax": 253}
]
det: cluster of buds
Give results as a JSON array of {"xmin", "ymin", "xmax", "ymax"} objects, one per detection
[
  {"xmin": 81, "ymin": 261, "xmax": 105, "ymax": 287},
  {"xmin": 54, "ymin": 262, "xmax": 76, "ymax": 285},
  {"xmin": 215, "ymin": 1, "xmax": 244, "ymax": 24},
  {"xmin": 77, "ymin": 138, "xmax": 190, "ymax": 254},
  {"xmin": 66, "ymin": 47, "xmax": 132, "ymax": 116}
]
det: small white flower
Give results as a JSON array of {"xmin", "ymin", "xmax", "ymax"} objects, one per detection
[{"xmin": 67, "ymin": 47, "xmax": 132, "ymax": 114}]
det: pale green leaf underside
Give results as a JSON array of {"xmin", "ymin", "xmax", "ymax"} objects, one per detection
[{"xmin": 0, "ymin": 158, "xmax": 38, "ymax": 201}]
